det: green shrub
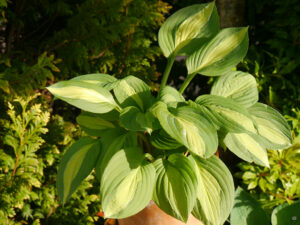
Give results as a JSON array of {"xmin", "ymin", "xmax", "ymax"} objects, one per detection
[
  {"xmin": 0, "ymin": 95, "xmax": 104, "ymax": 224},
  {"xmin": 0, "ymin": 1, "xmax": 171, "ymax": 223},
  {"xmin": 237, "ymin": 110, "xmax": 300, "ymax": 211},
  {"xmin": 240, "ymin": 0, "xmax": 300, "ymax": 115},
  {"xmin": 0, "ymin": 94, "xmax": 50, "ymax": 223},
  {"xmin": 0, "ymin": 0, "xmax": 170, "ymax": 96}
]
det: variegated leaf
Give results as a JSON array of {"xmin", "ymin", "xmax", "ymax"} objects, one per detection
[
  {"xmin": 224, "ymin": 132, "xmax": 269, "ymax": 167},
  {"xmin": 248, "ymin": 103, "xmax": 292, "ymax": 150},
  {"xmin": 186, "ymin": 27, "xmax": 248, "ymax": 76},
  {"xmin": 151, "ymin": 101, "xmax": 218, "ymax": 157},
  {"xmin": 150, "ymin": 129, "xmax": 182, "ymax": 150},
  {"xmin": 190, "ymin": 155, "xmax": 235, "ymax": 225},
  {"xmin": 47, "ymin": 80, "xmax": 118, "ymax": 113},
  {"xmin": 76, "ymin": 112, "xmax": 115, "ymax": 136},
  {"xmin": 119, "ymin": 106, "xmax": 155, "ymax": 133},
  {"xmin": 100, "ymin": 147, "xmax": 155, "ymax": 219},
  {"xmin": 211, "ymin": 71, "xmax": 258, "ymax": 108},
  {"xmin": 71, "ymin": 73, "xmax": 118, "ymax": 90},
  {"xmin": 158, "ymin": 2, "xmax": 219, "ymax": 57},
  {"xmin": 57, "ymin": 137, "xmax": 101, "ymax": 203},
  {"xmin": 195, "ymin": 95, "xmax": 257, "ymax": 133},
  {"xmin": 113, "ymin": 76, "xmax": 154, "ymax": 111},
  {"xmin": 158, "ymin": 86, "xmax": 185, "ymax": 104},
  {"xmin": 153, "ymin": 154, "xmax": 197, "ymax": 222},
  {"xmin": 96, "ymin": 128, "xmax": 137, "ymax": 180}
]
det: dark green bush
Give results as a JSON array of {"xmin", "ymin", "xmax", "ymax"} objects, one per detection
[
  {"xmin": 240, "ymin": 0, "xmax": 300, "ymax": 115},
  {"xmin": 0, "ymin": 0, "xmax": 170, "ymax": 224},
  {"xmin": 0, "ymin": 0, "xmax": 170, "ymax": 95}
]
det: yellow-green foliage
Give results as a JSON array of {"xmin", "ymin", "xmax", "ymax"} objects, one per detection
[
  {"xmin": 0, "ymin": 95, "xmax": 102, "ymax": 224},
  {"xmin": 0, "ymin": 94, "xmax": 50, "ymax": 223},
  {"xmin": 237, "ymin": 109, "xmax": 300, "ymax": 212},
  {"xmin": 237, "ymin": 146, "xmax": 300, "ymax": 212}
]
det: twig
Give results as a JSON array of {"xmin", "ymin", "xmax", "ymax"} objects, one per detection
[
  {"xmin": 119, "ymin": 34, "xmax": 131, "ymax": 74},
  {"xmin": 88, "ymin": 50, "xmax": 106, "ymax": 60},
  {"xmin": 11, "ymin": 154, "xmax": 19, "ymax": 177},
  {"xmin": 119, "ymin": 6, "xmax": 131, "ymax": 75}
]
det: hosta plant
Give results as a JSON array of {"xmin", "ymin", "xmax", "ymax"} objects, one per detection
[{"xmin": 47, "ymin": 2, "xmax": 292, "ymax": 225}]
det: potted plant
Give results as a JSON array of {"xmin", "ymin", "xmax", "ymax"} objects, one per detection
[{"xmin": 47, "ymin": 2, "xmax": 292, "ymax": 225}]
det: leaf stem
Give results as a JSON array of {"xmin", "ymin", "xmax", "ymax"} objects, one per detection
[
  {"xmin": 137, "ymin": 133, "xmax": 153, "ymax": 154},
  {"xmin": 145, "ymin": 153, "xmax": 155, "ymax": 162},
  {"xmin": 159, "ymin": 54, "xmax": 176, "ymax": 92},
  {"xmin": 179, "ymin": 72, "xmax": 197, "ymax": 94}
]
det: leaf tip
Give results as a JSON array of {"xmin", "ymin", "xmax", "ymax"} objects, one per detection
[
  {"xmin": 241, "ymin": 26, "xmax": 249, "ymax": 34},
  {"xmin": 46, "ymin": 85, "xmax": 56, "ymax": 95},
  {"xmin": 208, "ymin": 0, "xmax": 216, "ymax": 8}
]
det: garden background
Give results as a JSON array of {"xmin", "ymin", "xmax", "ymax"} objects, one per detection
[{"xmin": 0, "ymin": 0, "xmax": 299, "ymax": 224}]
